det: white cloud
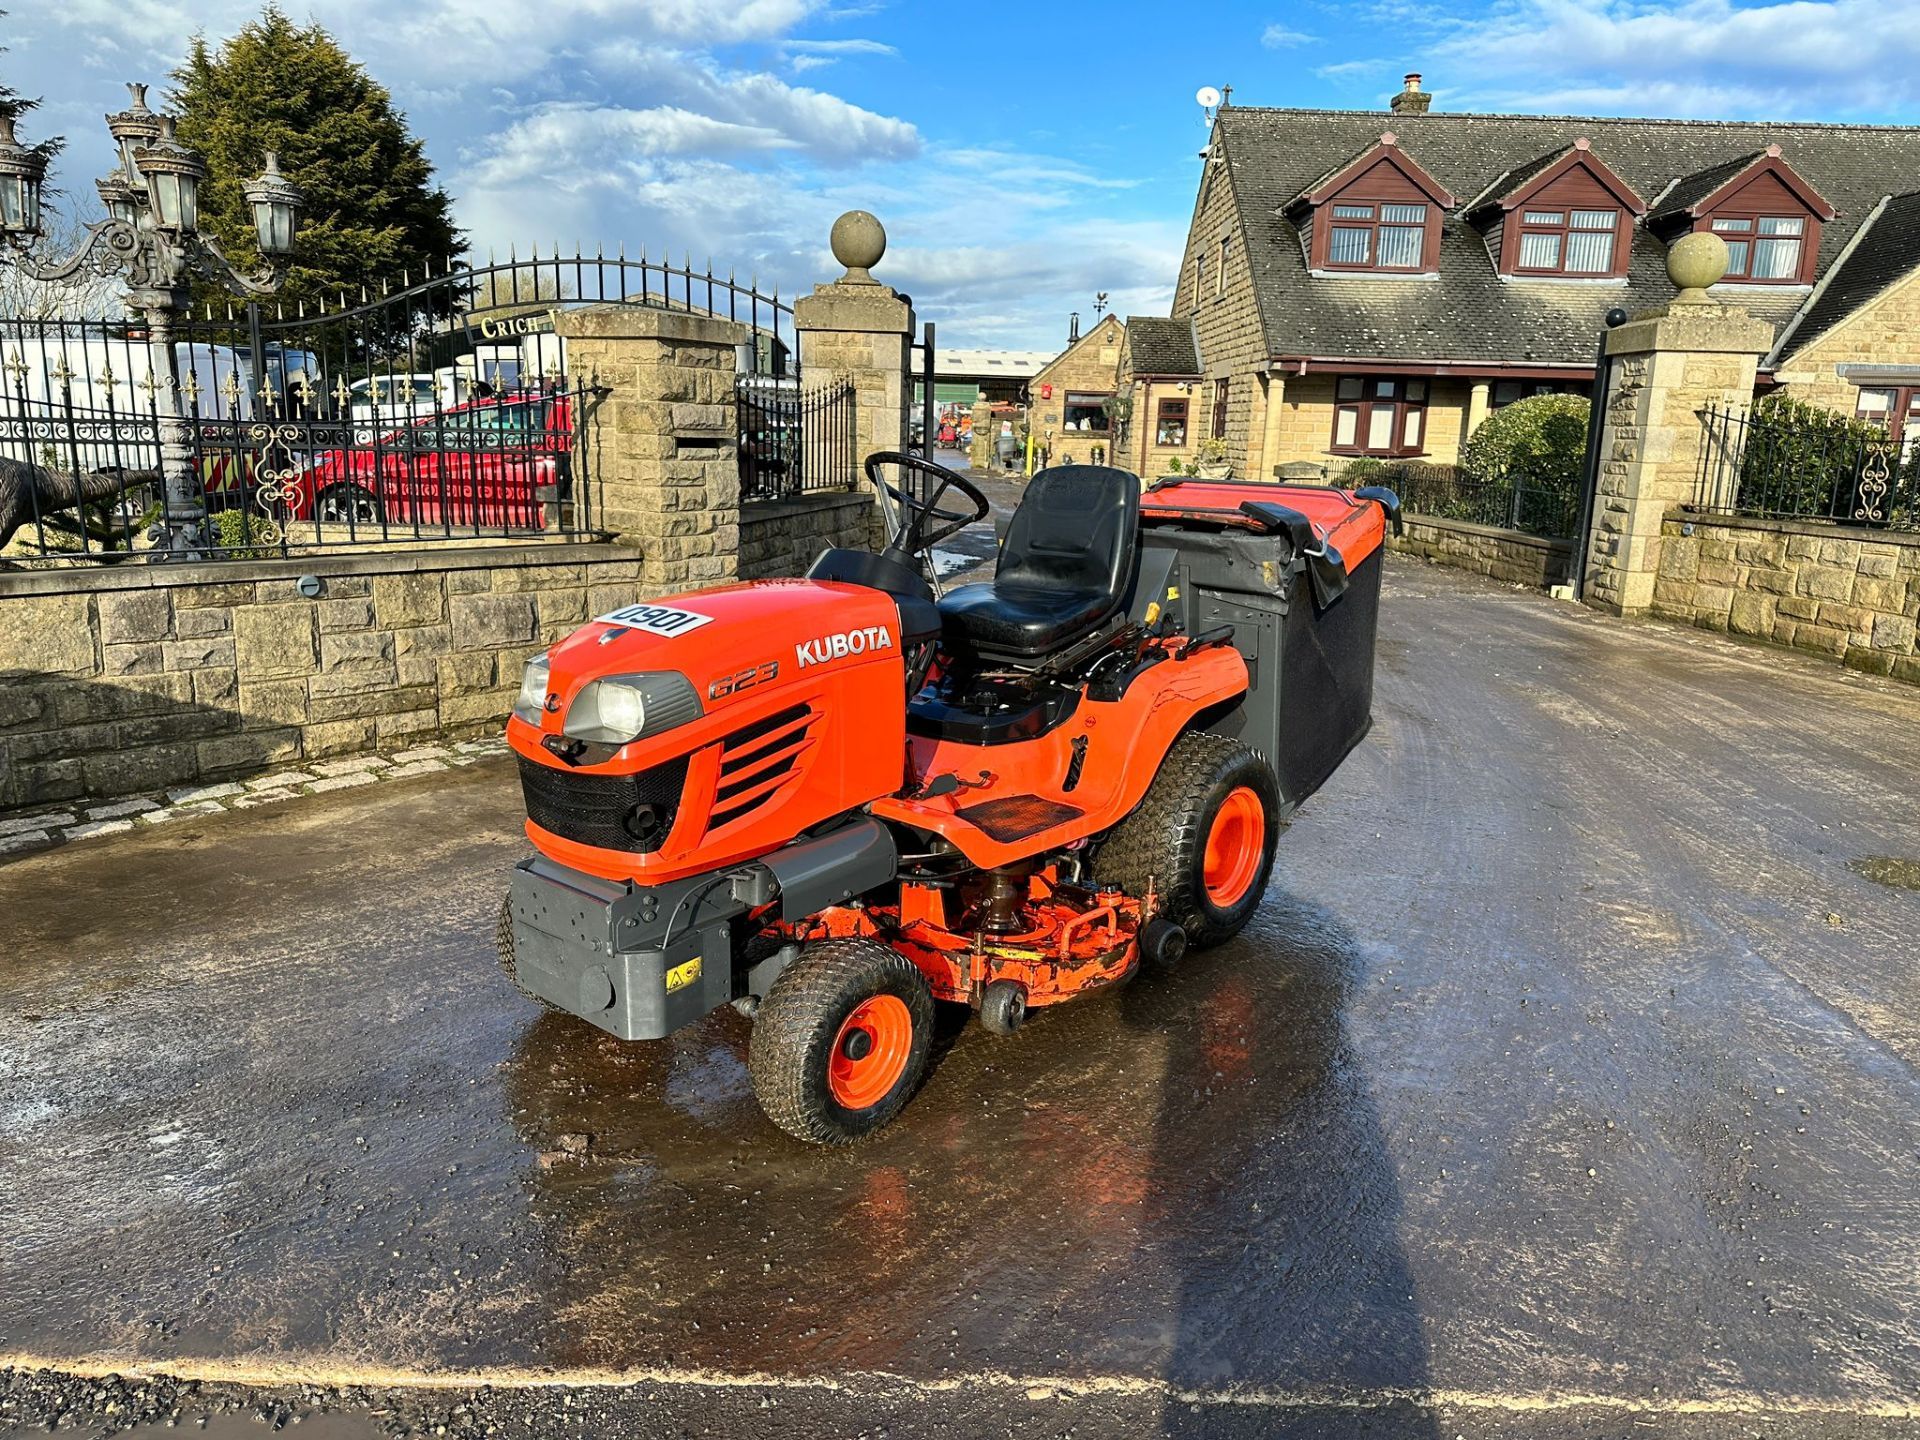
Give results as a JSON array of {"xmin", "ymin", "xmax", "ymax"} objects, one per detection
[
  {"xmin": 1261, "ymin": 23, "xmax": 1316, "ymax": 46},
  {"xmin": 1316, "ymin": 59, "xmax": 1388, "ymax": 80},
  {"xmin": 1435, "ymin": 0, "xmax": 1920, "ymax": 116}
]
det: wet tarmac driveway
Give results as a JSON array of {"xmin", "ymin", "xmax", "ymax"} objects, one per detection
[{"xmin": 5, "ymin": 558, "xmax": 1920, "ymax": 1438}]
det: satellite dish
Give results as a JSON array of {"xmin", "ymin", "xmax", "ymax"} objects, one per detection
[{"xmin": 1196, "ymin": 85, "xmax": 1222, "ymax": 109}]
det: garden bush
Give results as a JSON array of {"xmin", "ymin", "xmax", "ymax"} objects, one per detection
[
  {"xmin": 1732, "ymin": 392, "xmax": 1895, "ymax": 521},
  {"xmin": 1459, "ymin": 392, "xmax": 1588, "ymax": 489}
]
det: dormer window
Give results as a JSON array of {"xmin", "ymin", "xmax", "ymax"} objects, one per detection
[
  {"xmin": 1650, "ymin": 147, "xmax": 1832, "ymax": 287},
  {"xmin": 1710, "ymin": 215, "xmax": 1805, "ymax": 281},
  {"xmin": 1469, "ymin": 138, "xmax": 1644, "ymax": 282},
  {"xmin": 1516, "ymin": 207, "xmax": 1620, "ymax": 274},
  {"xmin": 1328, "ymin": 202, "xmax": 1429, "ymax": 269},
  {"xmin": 1287, "ymin": 133, "xmax": 1454, "ymax": 277}
]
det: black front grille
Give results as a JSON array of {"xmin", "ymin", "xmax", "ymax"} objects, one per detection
[{"xmin": 518, "ymin": 753, "xmax": 690, "ymax": 853}]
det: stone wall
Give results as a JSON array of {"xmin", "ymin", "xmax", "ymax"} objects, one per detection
[
  {"xmin": 740, "ymin": 491, "xmax": 880, "ymax": 580},
  {"xmin": 1028, "ymin": 314, "xmax": 1125, "ymax": 466},
  {"xmin": 1772, "ymin": 262, "xmax": 1920, "ymax": 415},
  {"xmin": 1389, "ymin": 514, "xmax": 1575, "ymax": 588},
  {"xmin": 1651, "ymin": 512, "xmax": 1920, "ymax": 683},
  {"xmin": 0, "ymin": 544, "xmax": 645, "ymax": 809}
]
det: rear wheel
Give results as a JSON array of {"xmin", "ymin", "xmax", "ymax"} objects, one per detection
[
  {"xmin": 496, "ymin": 894, "xmax": 561, "ymax": 1012},
  {"xmin": 1098, "ymin": 731, "xmax": 1280, "ymax": 949},
  {"xmin": 749, "ymin": 938, "xmax": 935, "ymax": 1144}
]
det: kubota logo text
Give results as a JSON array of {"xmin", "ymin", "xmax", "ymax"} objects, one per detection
[{"xmin": 796, "ymin": 626, "xmax": 894, "ymax": 668}]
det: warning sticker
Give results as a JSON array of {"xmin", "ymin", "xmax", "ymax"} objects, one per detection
[
  {"xmin": 594, "ymin": 603, "xmax": 714, "ymax": 637},
  {"xmin": 666, "ymin": 957, "xmax": 702, "ymax": 993}
]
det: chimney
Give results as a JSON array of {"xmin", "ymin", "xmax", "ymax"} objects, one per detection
[
  {"xmin": 1068, "ymin": 311, "xmax": 1081, "ymax": 344},
  {"xmin": 1391, "ymin": 73, "xmax": 1431, "ymax": 115}
]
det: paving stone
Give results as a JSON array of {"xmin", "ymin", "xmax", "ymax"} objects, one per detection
[
  {"xmin": 390, "ymin": 746, "xmax": 454, "ymax": 763},
  {"xmin": 0, "ymin": 812, "xmax": 73, "ymax": 837},
  {"xmin": 64, "ymin": 819, "xmax": 135, "ymax": 841},
  {"xmin": 83, "ymin": 799, "xmax": 161, "ymax": 821},
  {"xmin": 231, "ymin": 790, "xmax": 298, "ymax": 808},
  {"xmin": 165, "ymin": 782, "xmax": 246, "ymax": 805},
  {"xmin": 454, "ymin": 739, "xmax": 507, "ymax": 755},
  {"xmin": 308, "ymin": 772, "xmax": 380, "ymax": 794},
  {"xmin": 310, "ymin": 757, "xmax": 392, "ymax": 777},
  {"xmin": 141, "ymin": 800, "xmax": 228, "ymax": 824},
  {"xmin": 247, "ymin": 772, "xmax": 318, "ymax": 790},
  {"xmin": 384, "ymin": 759, "xmax": 449, "ymax": 779},
  {"xmin": 0, "ymin": 829, "xmax": 53, "ymax": 854}
]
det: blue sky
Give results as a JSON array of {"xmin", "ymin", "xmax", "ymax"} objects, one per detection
[{"xmin": 7, "ymin": 0, "xmax": 1920, "ymax": 348}]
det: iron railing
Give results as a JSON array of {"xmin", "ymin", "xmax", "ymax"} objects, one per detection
[
  {"xmin": 738, "ymin": 376, "xmax": 856, "ymax": 502},
  {"xmin": 1693, "ymin": 403, "xmax": 1920, "ymax": 530},
  {"xmin": 1353, "ymin": 459, "xmax": 1582, "ymax": 540},
  {"xmin": 1, "ymin": 249, "xmax": 799, "ymax": 565}
]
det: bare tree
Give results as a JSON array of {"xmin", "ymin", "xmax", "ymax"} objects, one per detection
[{"xmin": 0, "ymin": 213, "xmax": 126, "ymax": 320}]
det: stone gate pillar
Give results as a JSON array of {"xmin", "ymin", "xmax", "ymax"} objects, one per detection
[
  {"xmin": 553, "ymin": 305, "xmax": 746, "ymax": 592},
  {"xmin": 1582, "ymin": 235, "xmax": 1774, "ymax": 615},
  {"xmin": 795, "ymin": 211, "xmax": 915, "ymax": 540}
]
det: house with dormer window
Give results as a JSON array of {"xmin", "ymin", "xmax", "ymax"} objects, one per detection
[{"xmin": 1118, "ymin": 76, "xmax": 1920, "ymax": 479}]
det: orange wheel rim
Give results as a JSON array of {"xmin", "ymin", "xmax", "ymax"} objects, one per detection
[
  {"xmin": 828, "ymin": 994, "xmax": 914, "ymax": 1110},
  {"xmin": 1202, "ymin": 786, "xmax": 1265, "ymax": 907}
]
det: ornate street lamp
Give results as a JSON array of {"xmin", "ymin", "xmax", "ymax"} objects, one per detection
[
  {"xmin": 0, "ymin": 81, "xmax": 302, "ymax": 557},
  {"xmin": 0, "ymin": 114, "xmax": 49, "ymax": 238}
]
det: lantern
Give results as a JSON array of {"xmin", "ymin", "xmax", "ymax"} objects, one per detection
[
  {"xmin": 131, "ymin": 116, "xmax": 207, "ymax": 233},
  {"xmin": 105, "ymin": 82, "xmax": 162, "ymax": 183},
  {"xmin": 243, "ymin": 152, "xmax": 302, "ymax": 257},
  {"xmin": 95, "ymin": 166, "xmax": 142, "ymax": 226},
  {"xmin": 0, "ymin": 113, "xmax": 48, "ymax": 240}
]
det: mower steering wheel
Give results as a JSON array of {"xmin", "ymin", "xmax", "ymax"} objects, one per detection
[{"xmin": 864, "ymin": 450, "xmax": 990, "ymax": 556}]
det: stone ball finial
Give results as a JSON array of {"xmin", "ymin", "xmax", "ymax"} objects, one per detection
[
  {"xmin": 1667, "ymin": 230, "xmax": 1729, "ymax": 302},
  {"xmin": 830, "ymin": 210, "xmax": 886, "ymax": 284}
]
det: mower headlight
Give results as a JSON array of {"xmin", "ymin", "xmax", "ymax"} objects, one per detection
[
  {"xmin": 564, "ymin": 672, "xmax": 702, "ymax": 746},
  {"xmin": 511, "ymin": 653, "xmax": 551, "ymax": 726}
]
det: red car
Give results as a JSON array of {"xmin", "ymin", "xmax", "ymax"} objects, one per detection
[{"xmin": 283, "ymin": 391, "xmax": 574, "ymax": 530}]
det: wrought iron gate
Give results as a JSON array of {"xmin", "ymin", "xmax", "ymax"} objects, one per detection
[{"xmin": 2, "ymin": 248, "xmax": 798, "ymax": 564}]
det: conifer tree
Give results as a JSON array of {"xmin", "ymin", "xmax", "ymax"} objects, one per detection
[{"xmin": 171, "ymin": 5, "xmax": 461, "ymax": 309}]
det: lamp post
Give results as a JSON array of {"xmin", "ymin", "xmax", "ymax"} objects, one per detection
[{"xmin": 0, "ymin": 82, "xmax": 302, "ymax": 557}]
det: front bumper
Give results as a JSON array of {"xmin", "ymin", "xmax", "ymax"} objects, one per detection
[
  {"xmin": 506, "ymin": 819, "xmax": 898, "ymax": 1041},
  {"xmin": 508, "ymin": 857, "xmax": 742, "ymax": 1040}
]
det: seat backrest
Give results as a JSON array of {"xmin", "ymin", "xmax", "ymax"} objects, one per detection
[{"xmin": 997, "ymin": 464, "xmax": 1139, "ymax": 602}]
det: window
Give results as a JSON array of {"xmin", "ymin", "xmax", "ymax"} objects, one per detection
[
  {"xmin": 1062, "ymin": 391, "xmax": 1110, "ymax": 433},
  {"xmin": 1854, "ymin": 386, "xmax": 1920, "ymax": 456},
  {"xmin": 1515, "ymin": 208, "xmax": 1618, "ymax": 275},
  {"xmin": 1192, "ymin": 253, "xmax": 1206, "ymax": 310},
  {"xmin": 1212, "ymin": 378, "xmax": 1230, "ymax": 440},
  {"xmin": 1710, "ymin": 215, "xmax": 1806, "ymax": 282},
  {"xmin": 1217, "ymin": 236, "xmax": 1231, "ymax": 297},
  {"xmin": 1324, "ymin": 201, "xmax": 1428, "ymax": 270},
  {"xmin": 1154, "ymin": 397, "xmax": 1188, "ymax": 447},
  {"xmin": 1331, "ymin": 376, "xmax": 1428, "ymax": 456},
  {"xmin": 1492, "ymin": 379, "xmax": 1586, "ymax": 408}
]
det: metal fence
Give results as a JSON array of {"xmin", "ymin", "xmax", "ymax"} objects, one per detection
[
  {"xmin": 737, "ymin": 376, "xmax": 856, "ymax": 502},
  {"xmin": 1694, "ymin": 403, "xmax": 1920, "ymax": 530},
  {"xmin": 1371, "ymin": 460, "xmax": 1582, "ymax": 540},
  {"xmin": 1, "ymin": 249, "xmax": 799, "ymax": 565}
]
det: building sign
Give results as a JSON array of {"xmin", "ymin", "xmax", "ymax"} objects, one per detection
[{"xmin": 464, "ymin": 308, "xmax": 559, "ymax": 343}]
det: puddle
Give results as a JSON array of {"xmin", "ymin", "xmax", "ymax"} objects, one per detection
[{"xmin": 1850, "ymin": 856, "xmax": 1920, "ymax": 891}]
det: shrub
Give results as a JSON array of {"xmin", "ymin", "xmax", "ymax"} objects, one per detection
[
  {"xmin": 209, "ymin": 506, "xmax": 281, "ymax": 559},
  {"xmin": 1733, "ymin": 392, "xmax": 1893, "ymax": 521},
  {"xmin": 1460, "ymin": 392, "xmax": 1589, "ymax": 488}
]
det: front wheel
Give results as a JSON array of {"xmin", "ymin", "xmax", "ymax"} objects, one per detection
[
  {"xmin": 316, "ymin": 483, "xmax": 382, "ymax": 526},
  {"xmin": 1097, "ymin": 731, "xmax": 1280, "ymax": 949},
  {"xmin": 748, "ymin": 938, "xmax": 935, "ymax": 1144}
]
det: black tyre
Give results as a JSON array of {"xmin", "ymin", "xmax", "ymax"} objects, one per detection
[
  {"xmin": 496, "ymin": 894, "xmax": 562, "ymax": 1013},
  {"xmin": 748, "ymin": 937, "xmax": 935, "ymax": 1144},
  {"xmin": 1098, "ymin": 731, "xmax": 1280, "ymax": 949},
  {"xmin": 978, "ymin": 978, "xmax": 1028, "ymax": 1036}
]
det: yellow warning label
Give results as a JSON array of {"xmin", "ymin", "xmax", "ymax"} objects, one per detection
[
  {"xmin": 1145, "ymin": 601, "xmax": 1161, "ymax": 624},
  {"xmin": 666, "ymin": 957, "xmax": 702, "ymax": 993}
]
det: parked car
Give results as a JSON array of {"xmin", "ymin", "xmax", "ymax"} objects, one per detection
[{"xmin": 281, "ymin": 391, "xmax": 573, "ymax": 530}]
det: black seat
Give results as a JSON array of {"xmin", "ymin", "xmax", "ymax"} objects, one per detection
[{"xmin": 937, "ymin": 465, "xmax": 1139, "ymax": 665}]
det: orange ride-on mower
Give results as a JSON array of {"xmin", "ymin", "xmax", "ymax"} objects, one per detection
[{"xmin": 499, "ymin": 454, "xmax": 1398, "ymax": 1143}]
